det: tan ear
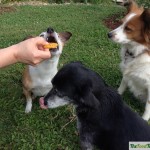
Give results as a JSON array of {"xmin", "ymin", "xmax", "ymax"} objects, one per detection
[
  {"xmin": 58, "ymin": 32, "xmax": 72, "ymax": 44},
  {"xmin": 124, "ymin": 0, "xmax": 143, "ymax": 14},
  {"xmin": 142, "ymin": 9, "xmax": 150, "ymax": 43}
]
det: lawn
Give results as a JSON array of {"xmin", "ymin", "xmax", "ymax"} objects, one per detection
[{"xmin": 0, "ymin": 3, "xmax": 145, "ymax": 149}]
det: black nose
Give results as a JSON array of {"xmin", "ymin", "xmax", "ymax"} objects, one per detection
[
  {"xmin": 108, "ymin": 32, "xmax": 113, "ymax": 38},
  {"xmin": 44, "ymin": 98, "xmax": 48, "ymax": 106},
  {"xmin": 47, "ymin": 27, "xmax": 54, "ymax": 34}
]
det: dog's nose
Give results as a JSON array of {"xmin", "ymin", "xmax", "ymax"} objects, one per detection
[
  {"xmin": 47, "ymin": 27, "xmax": 54, "ymax": 34},
  {"xmin": 44, "ymin": 98, "xmax": 48, "ymax": 106},
  {"xmin": 108, "ymin": 32, "xmax": 113, "ymax": 38}
]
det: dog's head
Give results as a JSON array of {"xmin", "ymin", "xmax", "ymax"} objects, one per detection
[
  {"xmin": 39, "ymin": 27, "xmax": 72, "ymax": 56},
  {"xmin": 108, "ymin": 0, "xmax": 150, "ymax": 48},
  {"xmin": 43, "ymin": 62, "xmax": 100, "ymax": 109}
]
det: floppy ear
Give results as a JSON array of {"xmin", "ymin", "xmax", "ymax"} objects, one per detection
[
  {"xmin": 58, "ymin": 32, "xmax": 72, "ymax": 43},
  {"xmin": 124, "ymin": 0, "xmax": 137, "ymax": 12},
  {"xmin": 124, "ymin": 0, "xmax": 143, "ymax": 14},
  {"xmin": 142, "ymin": 9, "xmax": 150, "ymax": 43},
  {"xmin": 80, "ymin": 87, "xmax": 99, "ymax": 108}
]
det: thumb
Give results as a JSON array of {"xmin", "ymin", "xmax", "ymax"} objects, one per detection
[
  {"xmin": 35, "ymin": 36, "xmax": 49, "ymax": 50},
  {"xmin": 35, "ymin": 36, "xmax": 48, "ymax": 44}
]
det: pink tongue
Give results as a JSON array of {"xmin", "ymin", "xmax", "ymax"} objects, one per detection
[{"xmin": 39, "ymin": 97, "xmax": 48, "ymax": 109}]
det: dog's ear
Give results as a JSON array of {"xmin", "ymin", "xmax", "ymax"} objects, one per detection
[
  {"xmin": 58, "ymin": 32, "xmax": 72, "ymax": 43},
  {"xmin": 80, "ymin": 87, "xmax": 99, "ymax": 108},
  {"xmin": 124, "ymin": 0, "xmax": 137, "ymax": 12},
  {"xmin": 141, "ymin": 9, "xmax": 150, "ymax": 43},
  {"xmin": 124, "ymin": 0, "xmax": 143, "ymax": 14}
]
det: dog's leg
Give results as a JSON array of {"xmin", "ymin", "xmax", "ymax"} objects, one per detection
[
  {"xmin": 23, "ymin": 87, "xmax": 32, "ymax": 113},
  {"xmin": 77, "ymin": 117, "xmax": 81, "ymax": 131},
  {"xmin": 79, "ymin": 129, "xmax": 94, "ymax": 150},
  {"xmin": 118, "ymin": 78, "xmax": 127, "ymax": 95},
  {"xmin": 81, "ymin": 143, "xmax": 93, "ymax": 150},
  {"xmin": 142, "ymin": 101, "xmax": 150, "ymax": 121},
  {"xmin": 142, "ymin": 89, "xmax": 150, "ymax": 121}
]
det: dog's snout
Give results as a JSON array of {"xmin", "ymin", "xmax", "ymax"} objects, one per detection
[
  {"xmin": 43, "ymin": 88, "xmax": 55, "ymax": 106},
  {"xmin": 44, "ymin": 98, "xmax": 48, "ymax": 106},
  {"xmin": 108, "ymin": 32, "xmax": 113, "ymax": 38},
  {"xmin": 47, "ymin": 27, "xmax": 54, "ymax": 34}
]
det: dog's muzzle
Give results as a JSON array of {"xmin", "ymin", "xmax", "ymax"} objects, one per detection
[
  {"xmin": 44, "ymin": 97, "xmax": 48, "ymax": 106},
  {"xmin": 47, "ymin": 27, "xmax": 54, "ymax": 34},
  {"xmin": 47, "ymin": 27, "xmax": 59, "ymax": 52},
  {"xmin": 43, "ymin": 88, "xmax": 56, "ymax": 106}
]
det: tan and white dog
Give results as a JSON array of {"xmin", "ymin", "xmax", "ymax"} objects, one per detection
[
  {"xmin": 108, "ymin": 1, "xmax": 150, "ymax": 120},
  {"xmin": 22, "ymin": 27, "xmax": 72, "ymax": 113}
]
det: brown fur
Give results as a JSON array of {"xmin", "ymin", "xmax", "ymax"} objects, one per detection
[
  {"xmin": 122, "ymin": 1, "xmax": 150, "ymax": 48},
  {"xmin": 22, "ymin": 67, "xmax": 33, "ymax": 103},
  {"xmin": 124, "ymin": 0, "xmax": 143, "ymax": 14},
  {"xmin": 22, "ymin": 30, "xmax": 72, "ymax": 113}
]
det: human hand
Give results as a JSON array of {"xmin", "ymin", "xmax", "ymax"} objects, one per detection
[{"xmin": 14, "ymin": 37, "xmax": 51, "ymax": 65}]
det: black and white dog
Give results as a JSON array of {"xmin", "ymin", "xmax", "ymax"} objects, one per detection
[{"xmin": 42, "ymin": 62, "xmax": 150, "ymax": 150}]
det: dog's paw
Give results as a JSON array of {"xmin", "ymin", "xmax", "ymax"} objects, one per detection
[
  {"xmin": 81, "ymin": 142, "xmax": 93, "ymax": 150},
  {"xmin": 25, "ymin": 104, "xmax": 32, "ymax": 113},
  {"xmin": 25, "ymin": 108, "xmax": 31, "ymax": 113},
  {"xmin": 118, "ymin": 88, "xmax": 123, "ymax": 95},
  {"xmin": 142, "ymin": 113, "xmax": 150, "ymax": 121}
]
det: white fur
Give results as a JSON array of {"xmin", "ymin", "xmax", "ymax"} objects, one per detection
[
  {"xmin": 25, "ymin": 98, "xmax": 32, "ymax": 113},
  {"xmin": 110, "ymin": 13, "xmax": 136, "ymax": 44},
  {"xmin": 110, "ymin": 13, "xmax": 150, "ymax": 121},
  {"xmin": 118, "ymin": 48, "xmax": 150, "ymax": 121},
  {"xmin": 29, "ymin": 57, "xmax": 59, "ymax": 97},
  {"xmin": 25, "ymin": 31, "xmax": 63, "ymax": 113},
  {"xmin": 47, "ymin": 95, "xmax": 70, "ymax": 108}
]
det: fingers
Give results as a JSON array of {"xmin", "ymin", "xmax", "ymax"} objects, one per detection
[
  {"xmin": 19, "ymin": 36, "xmax": 51, "ymax": 66},
  {"xmin": 35, "ymin": 36, "xmax": 47, "ymax": 43},
  {"xmin": 34, "ymin": 37, "xmax": 51, "ymax": 59},
  {"xmin": 29, "ymin": 50, "xmax": 51, "ymax": 66},
  {"xmin": 37, "ymin": 50, "xmax": 51, "ymax": 59},
  {"xmin": 35, "ymin": 37, "xmax": 49, "ymax": 46}
]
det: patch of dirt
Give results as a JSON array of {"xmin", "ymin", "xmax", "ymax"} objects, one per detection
[
  {"xmin": 7, "ymin": 1, "xmax": 73, "ymax": 6},
  {"xmin": 0, "ymin": 1, "xmax": 50, "ymax": 15},
  {"xmin": 8, "ymin": 1, "xmax": 49, "ymax": 6},
  {"xmin": 0, "ymin": 6, "xmax": 15, "ymax": 14},
  {"xmin": 103, "ymin": 13, "xmax": 124, "ymax": 30}
]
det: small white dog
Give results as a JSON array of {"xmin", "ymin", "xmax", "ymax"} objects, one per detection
[
  {"xmin": 22, "ymin": 27, "xmax": 72, "ymax": 113},
  {"xmin": 108, "ymin": 0, "xmax": 150, "ymax": 120}
]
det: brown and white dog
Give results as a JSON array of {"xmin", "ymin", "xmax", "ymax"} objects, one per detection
[
  {"xmin": 108, "ymin": 0, "xmax": 150, "ymax": 121},
  {"xmin": 22, "ymin": 27, "xmax": 72, "ymax": 113}
]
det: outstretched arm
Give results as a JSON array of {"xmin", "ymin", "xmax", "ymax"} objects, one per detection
[{"xmin": 0, "ymin": 37, "xmax": 51, "ymax": 68}]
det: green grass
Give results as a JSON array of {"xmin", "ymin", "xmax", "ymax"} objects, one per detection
[
  {"xmin": 1, "ymin": 0, "xmax": 113, "ymax": 4},
  {"xmin": 0, "ymin": 3, "xmax": 146, "ymax": 149}
]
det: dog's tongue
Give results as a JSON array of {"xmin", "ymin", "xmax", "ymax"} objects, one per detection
[{"xmin": 39, "ymin": 97, "xmax": 48, "ymax": 109}]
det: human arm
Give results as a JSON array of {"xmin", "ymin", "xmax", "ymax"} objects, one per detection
[{"xmin": 0, "ymin": 37, "xmax": 51, "ymax": 68}]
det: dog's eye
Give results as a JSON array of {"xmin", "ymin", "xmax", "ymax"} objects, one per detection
[{"xmin": 125, "ymin": 26, "xmax": 132, "ymax": 32}]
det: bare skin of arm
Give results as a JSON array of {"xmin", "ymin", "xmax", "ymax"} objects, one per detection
[{"xmin": 0, "ymin": 37, "xmax": 51, "ymax": 68}]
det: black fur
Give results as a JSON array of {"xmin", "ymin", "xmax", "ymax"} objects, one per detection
[{"xmin": 44, "ymin": 62, "xmax": 150, "ymax": 150}]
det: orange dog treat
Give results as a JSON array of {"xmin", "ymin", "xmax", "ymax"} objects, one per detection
[{"xmin": 44, "ymin": 43, "xmax": 58, "ymax": 49}]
